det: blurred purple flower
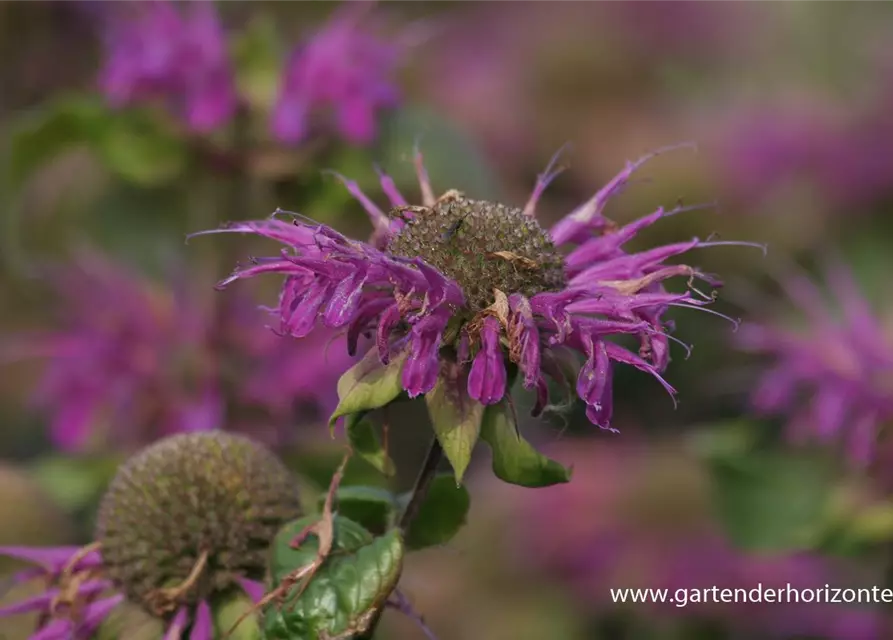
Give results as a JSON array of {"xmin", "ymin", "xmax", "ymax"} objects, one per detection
[
  {"xmin": 513, "ymin": 441, "xmax": 884, "ymax": 639},
  {"xmin": 710, "ymin": 100, "xmax": 893, "ymax": 209},
  {"xmin": 3, "ymin": 252, "xmax": 352, "ymax": 452},
  {"xmin": 194, "ymin": 144, "xmax": 760, "ymax": 431},
  {"xmin": 736, "ymin": 262, "xmax": 893, "ymax": 464},
  {"xmin": 96, "ymin": 0, "xmax": 237, "ymax": 132},
  {"xmin": 0, "ymin": 541, "xmax": 263, "ymax": 639},
  {"xmin": 271, "ymin": 2, "xmax": 404, "ymax": 145}
]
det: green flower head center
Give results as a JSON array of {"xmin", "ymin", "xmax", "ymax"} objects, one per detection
[
  {"xmin": 95, "ymin": 432, "xmax": 302, "ymax": 614},
  {"xmin": 386, "ymin": 193, "xmax": 567, "ymax": 313}
]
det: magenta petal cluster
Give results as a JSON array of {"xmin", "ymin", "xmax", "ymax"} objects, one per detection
[
  {"xmin": 96, "ymin": 0, "xmax": 237, "ymax": 132},
  {"xmin": 271, "ymin": 2, "xmax": 403, "ymax": 145},
  {"xmin": 4, "ymin": 252, "xmax": 350, "ymax": 451},
  {"xmin": 0, "ymin": 545, "xmax": 263, "ymax": 640},
  {"xmin": 196, "ymin": 144, "xmax": 756, "ymax": 431},
  {"xmin": 736, "ymin": 263, "xmax": 893, "ymax": 464}
]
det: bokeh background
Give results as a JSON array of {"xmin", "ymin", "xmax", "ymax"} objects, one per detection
[{"xmin": 3, "ymin": 1, "xmax": 893, "ymax": 639}]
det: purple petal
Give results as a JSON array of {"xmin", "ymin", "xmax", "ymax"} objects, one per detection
[
  {"xmin": 522, "ymin": 143, "xmax": 569, "ymax": 218},
  {"xmin": 576, "ymin": 338, "xmax": 610, "ymax": 407},
  {"xmin": 0, "ymin": 546, "xmax": 99, "ymax": 570},
  {"xmin": 376, "ymin": 304, "xmax": 403, "ymax": 364},
  {"xmin": 237, "ymin": 577, "xmax": 266, "ymax": 604},
  {"xmin": 281, "ymin": 278, "xmax": 332, "ymax": 338},
  {"xmin": 323, "ymin": 270, "xmax": 367, "ymax": 328},
  {"xmin": 164, "ymin": 606, "xmax": 190, "ymax": 640},
  {"xmin": 468, "ymin": 317, "xmax": 507, "ymax": 405},
  {"xmin": 508, "ymin": 295, "xmax": 540, "ymax": 388},
  {"xmin": 550, "ymin": 143, "xmax": 697, "ymax": 246},
  {"xmin": 402, "ymin": 314, "xmax": 446, "ymax": 397},
  {"xmin": 189, "ymin": 600, "xmax": 213, "ymax": 640}
]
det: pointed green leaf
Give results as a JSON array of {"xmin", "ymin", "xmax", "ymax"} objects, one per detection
[
  {"xmin": 398, "ymin": 474, "xmax": 470, "ymax": 550},
  {"xmin": 480, "ymin": 402, "xmax": 572, "ymax": 487},
  {"xmin": 329, "ymin": 348, "xmax": 406, "ymax": 429},
  {"xmin": 266, "ymin": 516, "xmax": 404, "ymax": 640},
  {"xmin": 317, "ymin": 485, "xmax": 399, "ymax": 535},
  {"xmin": 345, "ymin": 412, "xmax": 395, "ymax": 477},
  {"xmin": 424, "ymin": 362, "xmax": 484, "ymax": 484}
]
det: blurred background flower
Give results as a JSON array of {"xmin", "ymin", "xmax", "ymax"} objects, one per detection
[{"xmin": 3, "ymin": 1, "xmax": 893, "ymax": 638}]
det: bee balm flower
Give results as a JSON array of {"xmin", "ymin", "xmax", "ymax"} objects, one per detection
[
  {"xmin": 736, "ymin": 262, "xmax": 893, "ymax": 464},
  {"xmin": 193, "ymin": 146, "xmax": 759, "ymax": 483},
  {"xmin": 96, "ymin": 0, "xmax": 237, "ymax": 132},
  {"xmin": 0, "ymin": 432, "xmax": 302, "ymax": 639},
  {"xmin": 271, "ymin": 2, "xmax": 405, "ymax": 145}
]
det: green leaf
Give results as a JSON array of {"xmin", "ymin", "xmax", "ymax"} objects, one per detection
[
  {"xmin": 424, "ymin": 362, "xmax": 484, "ymax": 484},
  {"xmin": 214, "ymin": 592, "xmax": 263, "ymax": 640},
  {"xmin": 345, "ymin": 412, "xmax": 395, "ymax": 477},
  {"xmin": 708, "ymin": 450, "xmax": 835, "ymax": 551},
  {"xmin": 29, "ymin": 454, "xmax": 123, "ymax": 512},
  {"xmin": 399, "ymin": 474, "xmax": 470, "ymax": 550},
  {"xmin": 480, "ymin": 402, "xmax": 572, "ymax": 488},
  {"xmin": 95, "ymin": 109, "xmax": 188, "ymax": 186},
  {"xmin": 329, "ymin": 347, "xmax": 406, "ymax": 429},
  {"xmin": 318, "ymin": 485, "xmax": 398, "ymax": 535},
  {"xmin": 7, "ymin": 96, "xmax": 105, "ymax": 189},
  {"xmin": 231, "ymin": 14, "xmax": 283, "ymax": 113},
  {"xmin": 265, "ymin": 516, "xmax": 404, "ymax": 640},
  {"xmin": 7, "ymin": 97, "xmax": 187, "ymax": 190}
]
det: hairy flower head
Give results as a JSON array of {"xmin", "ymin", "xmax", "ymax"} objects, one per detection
[
  {"xmin": 194, "ymin": 144, "xmax": 762, "ymax": 432},
  {"xmin": 0, "ymin": 431, "xmax": 301, "ymax": 638}
]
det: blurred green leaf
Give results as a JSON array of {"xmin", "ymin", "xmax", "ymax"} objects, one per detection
[
  {"xmin": 95, "ymin": 601, "xmax": 165, "ymax": 640},
  {"xmin": 265, "ymin": 516, "xmax": 404, "ymax": 640},
  {"xmin": 214, "ymin": 591, "xmax": 263, "ymax": 640},
  {"xmin": 318, "ymin": 485, "xmax": 398, "ymax": 535},
  {"xmin": 480, "ymin": 401, "xmax": 572, "ymax": 488},
  {"xmin": 345, "ymin": 412, "xmax": 395, "ymax": 477},
  {"xmin": 686, "ymin": 420, "xmax": 759, "ymax": 461},
  {"xmin": 7, "ymin": 96, "xmax": 105, "ymax": 189},
  {"xmin": 29, "ymin": 454, "xmax": 121, "ymax": 512},
  {"xmin": 231, "ymin": 14, "xmax": 283, "ymax": 113},
  {"xmin": 329, "ymin": 348, "xmax": 406, "ymax": 430},
  {"xmin": 425, "ymin": 364, "xmax": 484, "ymax": 484},
  {"xmin": 708, "ymin": 450, "xmax": 835, "ymax": 551},
  {"xmin": 398, "ymin": 474, "xmax": 470, "ymax": 550},
  {"xmin": 379, "ymin": 106, "xmax": 502, "ymax": 201},
  {"xmin": 95, "ymin": 109, "xmax": 188, "ymax": 187},
  {"xmin": 7, "ymin": 97, "xmax": 187, "ymax": 190}
]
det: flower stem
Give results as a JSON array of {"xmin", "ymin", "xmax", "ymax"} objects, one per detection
[
  {"xmin": 358, "ymin": 437, "xmax": 443, "ymax": 639},
  {"xmin": 399, "ymin": 437, "xmax": 444, "ymax": 532}
]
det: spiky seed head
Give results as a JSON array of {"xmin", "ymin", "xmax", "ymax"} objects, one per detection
[
  {"xmin": 387, "ymin": 194, "xmax": 566, "ymax": 313},
  {"xmin": 95, "ymin": 431, "xmax": 302, "ymax": 612}
]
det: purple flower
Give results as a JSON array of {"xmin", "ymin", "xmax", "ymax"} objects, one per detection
[
  {"xmin": 3, "ymin": 252, "xmax": 351, "ymax": 451},
  {"xmin": 736, "ymin": 262, "xmax": 893, "ymax": 464},
  {"xmin": 0, "ymin": 431, "xmax": 296, "ymax": 640},
  {"xmin": 710, "ymin": 99, "xmax": 893, "ymax": 210},
  {"xmin": 96, "ymin": 0, "xmax": 237, "ymax": 132},
  {"xmin": 271, "ymin": 2, "xmax": 404, "ymax": 145},
  {"xmin": 511, "ymin": 441, "xmax": 884, "ymax": 639},
  {"xmin": 195, "ymin": 143, "xmax": 761, "ymax": 432}
]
